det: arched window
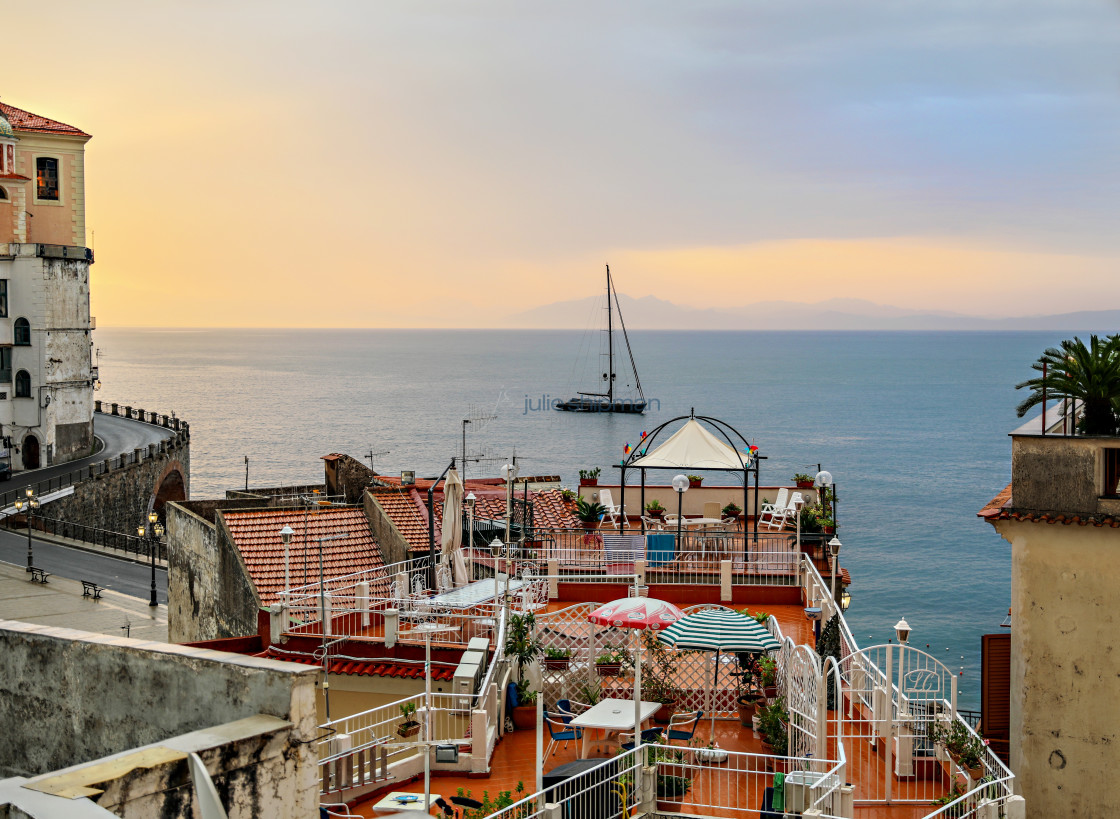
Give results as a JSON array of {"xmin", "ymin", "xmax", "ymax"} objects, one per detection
[
  {"xmin": 15, "ymin": 370, "xmax": 30, "ymax": 398},
  {"xmin": 0, "ymin": 187, "xmax": 8, "ymax": 200},
  {"xmin": 13, "ymin": 318, "xmax": 29, "ymax": 346}
]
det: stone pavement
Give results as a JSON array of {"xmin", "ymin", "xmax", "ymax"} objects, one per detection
[{"xmin": 0, "ymin": 561, "xmax": 167, "ymax": 642}]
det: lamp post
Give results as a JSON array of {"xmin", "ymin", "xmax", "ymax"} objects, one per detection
[
  {"xmin": 317, "ymin": 532, "xmax": 349, "ymax": 724},
  {"xmin": 894, "ymin": 618, "xmax": 910, "ymax": 646},
  {"xmin": 137, "ymin": 511, "xmax": 164, "ymax": 607},
  {"xmin": 490, "ymin": 536, "xmax": 505, "ymax": 616},
  {"xmin": 14, "ymin": 487, "xmax": 39, "ymax": 572},
  {"xmin": 501, "ymin": 462, "xmax": 518, "ymax": 549},
  {"xmin": 840, "ymin": 590, "xmax": 851, "ymax": 612},
  {"xmin": 828, "ymin": 535, "xmax": 842, "ymax": 605},
  {"xmin": 671, "ymin": 474, "xmax": 689, "ymax": 554},
  {"xmin": 790, "ymin": 492, "xmax": 805, "ymax": 554},
  {"xmin": 465, "ymin": 493, "xmax": 476, "ymax": 581},
  {"xmin": 280, "ymin": 524, "xmax": 294, "ymax": 594},
  {"xmin": 815, "ymin": 469, "xmax": 834, "ymax": 532}
]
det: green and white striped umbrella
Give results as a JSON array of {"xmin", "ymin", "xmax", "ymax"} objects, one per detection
[
  {"xmin": 658, "ymin": 607, "xmax": 780, "ymax": 737},
  {"xmin": 657, "ymin": 607, "xmax": 780, "ymax": 653}
]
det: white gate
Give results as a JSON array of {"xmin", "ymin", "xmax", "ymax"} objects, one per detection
[{"xmin": 839, "ymin": 644, "xmax": 957, "ymax": 804}]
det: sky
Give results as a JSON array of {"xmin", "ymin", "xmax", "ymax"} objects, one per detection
[{"xmin": 7, "ymin": 0, "xmax": 1120, "ymax": 327}]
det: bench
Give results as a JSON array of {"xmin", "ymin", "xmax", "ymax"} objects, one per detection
[
  {"xmin": 81, "ymin": 580, "xmax": 104, "ymax": 600},
  {"xmin": 29, "ymin": 567, "xmax": 50, "ymax": 584}
]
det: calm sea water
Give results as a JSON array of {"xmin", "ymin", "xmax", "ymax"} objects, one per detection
[{"xmin": 95, "ymin": 328, "xmax": 1063, "ymax": 707}]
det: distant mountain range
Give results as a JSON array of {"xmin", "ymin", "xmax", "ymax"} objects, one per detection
[{"xmin": 508, "ymin": 294, "xmax": 1120, "ymax": 331}]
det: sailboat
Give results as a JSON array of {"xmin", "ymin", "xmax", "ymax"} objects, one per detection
[{"xmin": 555, "ymin": 265, "xmax": 647, "ymax": 414}]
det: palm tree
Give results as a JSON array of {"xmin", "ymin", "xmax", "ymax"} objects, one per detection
[{"xmin": 1015, "ymin": 335, "xmax": 1120, "ymax": 435}]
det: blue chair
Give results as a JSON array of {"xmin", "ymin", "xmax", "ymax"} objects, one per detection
[
  {"xmin": 666, "ymin": 710, "xmax": 702, "ymax": 744},
  {"xmin": 545, "ymin": 715, "xmax": 583, "ymax": 757},
  {"xmin": 555, "ymin": 699, "xmax": 575, "ymax": 723},
  {"xmin": 619, "ymin": 726, "xmax": 664, "ymax": 751}
]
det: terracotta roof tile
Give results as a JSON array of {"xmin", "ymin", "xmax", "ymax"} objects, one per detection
[
  {"xmin": 256, "ymin": 650, "xmax": 454, "ymax": 681},
  {"xmin": 222, "ymin": 506, "xmax": 387, "ymax": 604},
  {"xmin": 0, "ymin": 101, "xmax": 89, "ymax": 137},
  {"xmin": 368, "ymin": 486, "xmax": 437, "ymax": 552},
  {"xmin": 979, "ymin": 482, "xmax": 1120, "ymax": 528}
]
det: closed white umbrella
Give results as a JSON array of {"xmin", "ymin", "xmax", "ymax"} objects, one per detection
[
  {"xmin": 440, "ymin": 468, "xmax": 470, "ymax": 586},
  {"xmin": 658, "ymin": 607, "xmax": 780, "ymax": 736}
]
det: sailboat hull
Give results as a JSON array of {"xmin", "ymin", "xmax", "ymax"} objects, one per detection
[{"xmin": 555, "ymin": 397, "xmax": 647, "ymax": 414}]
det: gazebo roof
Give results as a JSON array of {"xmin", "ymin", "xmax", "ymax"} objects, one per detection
[{"xmin": 628, "ymin": 418, "xmax": 749, "ymax": 471}]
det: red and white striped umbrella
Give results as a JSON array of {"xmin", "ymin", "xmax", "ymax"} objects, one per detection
[{"xmin": 588, "ymin": 597, "xmax": 685, "ymax": 630}]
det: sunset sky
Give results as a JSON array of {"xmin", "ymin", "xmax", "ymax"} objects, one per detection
[{"xmin": 8, "ymin": 1, "xmax": 1120, "ymax": 327}]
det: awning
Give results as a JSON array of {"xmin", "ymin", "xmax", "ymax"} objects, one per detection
[{"xmin": 629, "ymin": 418, "xmax": 749, "ymax": 471}]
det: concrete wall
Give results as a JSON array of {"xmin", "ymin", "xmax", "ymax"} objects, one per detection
[
  {"xmin": 1010, "ymin": 435, "xmax": 1101, "ymax": 515},
  {"xmin": 0, "ymin": 620, "xmax": 319, "ymax": 781},
  {"xmin": 48, "ymin": 428, "xmax": 189, "ymax": 534},
  {"xmin": 364, "ymin": 489, "xmax": 412, "ymax": 566},
  {"xmin": 166, "ymin": 501, "xmax": 260, "ymax": 643},
  {"xmin": 325, "ymin": 453, "xmax": 377, "ymax": 503},
  {"xmin": 992, "ymin": 517, "xmax": 1120, "ymax": 817}
]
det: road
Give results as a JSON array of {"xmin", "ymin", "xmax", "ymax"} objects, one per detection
[
  {"xmin": 0, "ymin": 527, "xmax": 167, "ymax": 604},
  {"xmin": 6, "ymin": 413, "xmax": 175, "ymax": 490}
]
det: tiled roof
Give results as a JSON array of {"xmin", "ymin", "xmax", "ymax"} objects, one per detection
[
  {"xmin": 0, "ymin": 172, "xmax": 29, "ymax": 181},
  {"xmin": 0, "ymin": 101, "xmax": 89, "ymax": 137},
  {"xmin": 978, "ymin": 482, "xmax": 1120, "ymax": 528},
  {"xmin": 256, "ymin": 649, "xmax": 455, "ymax": 681},
  {"xmin": 370, "ymin": 486, "xmax": 582, "ymax": 554},
  {"xmin": 222, "ymin": 506, "xmax": 386, "ymax": 604}
]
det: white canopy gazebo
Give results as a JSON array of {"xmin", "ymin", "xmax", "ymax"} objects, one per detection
[{"xmin": 617, "ymin": 410, "xmax": 760, "ymax": 539}]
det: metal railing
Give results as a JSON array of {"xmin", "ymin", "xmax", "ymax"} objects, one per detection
[{"xmin": 1, "ymin": 513, "xmax": 165, "ymax": 561}]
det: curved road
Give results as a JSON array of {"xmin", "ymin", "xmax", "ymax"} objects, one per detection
[{"xmin": 8, "ymin": 413, "xmax": 175, "ymax": 490}]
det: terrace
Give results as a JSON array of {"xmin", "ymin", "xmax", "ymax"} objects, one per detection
[{"xmin": 273, "ymin": 541, "xmax": 1017, "ymax": 819}]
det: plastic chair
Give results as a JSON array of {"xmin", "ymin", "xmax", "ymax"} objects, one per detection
[
  {"xmin": 618, "ymin": 726, "xmax": 664, "ymax": 751},
  {"xmin": 758, "ymin": 488, "xmax": 790, "ymax": 527},
  {"xmin": 545, "ymin": 715, "xmax": 583, "ymax": 757},
  {"xmin": 666, "ymin": 710, "xmax": 703, "ymax": 744}
]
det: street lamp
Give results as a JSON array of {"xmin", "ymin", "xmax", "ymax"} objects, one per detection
[
  {"xmin": 14, "ymin": 487, "xmax": 40, "ymax": 572},
  {"xmin": 827, "ymin": 535, "xmax": 842, "ymax": 604},
  {"xmin": 790, "ymin": 492, "xmax": 805, "ymax": 553},
  {"xmin": 671, "ymin": 474, "xmax": 689, "ymax": 553},
  {"xmin": 894, "ymin": 618, "xmax": 911, "ymax": 645},
  {"xmin": 501, "ymin": 462, "xmax": 518, "ymax": 550},
  {"xmin": 489, "ymin": 536, "xmax": 505, "ymax": 613},
  {"xmin": 840, "ymin": 590, "xmax": 851, "ymax": 612},
  {"xmin": 137, "ymin": 511, "xmax": 164, "ymax": 607},
  {"xmin": 280, "ymin": 524, "xmax": 294, "ymax": 596},
  {"xmin": 465, "ymin": 492, "xmax": 476, "ymax": 581}
]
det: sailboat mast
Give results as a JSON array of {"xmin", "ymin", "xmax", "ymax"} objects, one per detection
[{"xmin": 606, "ymin": 264, "xmax": 613, "ymax": 404}]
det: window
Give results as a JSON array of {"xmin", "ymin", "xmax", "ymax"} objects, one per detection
[
  {"xmin": 14, "ymin": 369, "xmax": 29, "ymax": 398},
  {"xmin": 13, "ymin": 318, "xmax": 29, "ymax": 346},
  {"xmin": 1104, "ymin": 449, "xmax": 1120, "ymax": 498},
  {"xmin": 0, "ymin": 280, "xmax": 8, "ymax": 318},
  {"xmin": 0, "ymin": 187, "xmax": 7, "ymax": 200},
  {"xmin": 0, "ymin": 348, "xmax": 10, "ymax": 383},
  {"xmin": 36, "ymin": 157, "xmax": 59, "ymax": 201}
]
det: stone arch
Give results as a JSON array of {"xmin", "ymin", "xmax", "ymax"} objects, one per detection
[
  {"xmin": 151, "ymin": 459, "xmax": 187, "ymax": 518},
  {"xmin": 22, "ymin": 433, "xmax": 40, "ymax": 469}
]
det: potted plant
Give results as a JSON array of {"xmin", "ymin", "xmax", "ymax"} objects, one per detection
[
  {"xmin": 397, "ymin": 701, "xmax": 421, "ymax": 738},
  {"xmin": 942, "ymin": 720, "xmax": 972, "ymax": 763},
  {"xmin": 543, "ymin": 646, "xmax": 573, "ymax": 671},
  {"xmin": 721, "ymin": 502, "xmax": 742, "ymax": 520},
  {"xmin": 958, "ymin": 734, "xmax": 986, "ymax": 780},
  {"xmin": 758, "ymin": 656, "xmax": 779, "ymax": 699},
  {"xmin": 759, "ymin": 697, "xmax": 789, "ymax": 763},
  {"xmin": 579, "ymin": 467, "xmax": 601, "ymax": 487},
  {"xmin": 575, "ymin": 497, "xmax": 606, "ymax": 529},
  {"xmin": 504, "ymin": 612, "xmax": 543, "ymax": 729},
  {"xmin": 595, "ymin": 650, "xmax": 624, "ymax": 676},
  {"xmin": 930, "ymin": 783, "xmax": 967, "ymax": 818},
  {"xmin": 644, "ymin": 498, "xmax": 666, "ymax": 519},
  {"xmin": 793, "ymin": 472, "xmax": 815, "ymax": 489},
  {"xmin": 655, "ymin": 773, "xmax": 692, "ymax": 813},
  {"xmin": 687, "ymin": 474, "xmax": 703, "ymax": 488},
  {"xmin": 559, "ymin": 487, "xmax": 576, "ymax": 502},
  {"xmin": 735, "ymin": 652, "xmax": 763, "ymax": 726},
  {"xmin": 818, "ymin": 515, "xmax": 836, "ymax": 534}
]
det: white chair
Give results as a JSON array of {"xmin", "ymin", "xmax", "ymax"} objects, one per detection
[
  {"xmin": 599, "ymin": 489, "xmax": 626, "ymax": 529},
  {"xmin": 758, "ymin": 488, "xmax": 789, "ymax": 527},
  {"xmin": 762, "ymin": 496, "xmax": 800, "ymax": 531},
  {"xmin": 640, "ymin": 515, "xmax": 664, "ymax": 531},
  {"xmin": 435, "ymin": 564, "xmax": 454, "ymax": 594}
]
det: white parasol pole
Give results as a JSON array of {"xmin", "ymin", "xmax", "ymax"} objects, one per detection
[
  {"xmin": 634, "ymin": 627, "xmax": 643, "ymax": 747},
  {"xmin": 711, "ymin": 648, "xmax": 719, "ymax": 739}
]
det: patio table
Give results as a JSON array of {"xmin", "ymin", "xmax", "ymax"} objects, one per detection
[
  {"xmin": 423, "ymin": 577, "xmax": 525, "ymax": 610},
  {"xmin": 569, "ymin": 697, "xmax": 659, "ymax": 758}
]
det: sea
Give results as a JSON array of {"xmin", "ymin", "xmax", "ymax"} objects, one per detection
[{"xmin": 94, "ymin": 328, "xmax": 1066, "ymax": 708}]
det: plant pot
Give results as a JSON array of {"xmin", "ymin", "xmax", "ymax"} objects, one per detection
[
  {"xmin": 737, "ymin": 696, "xmax": 760, "ymax": 726},
  {"xmin": 822, "ymin": 525, "xmax": 835, "ymax": 534},
  {"xmin": 581, "ymin": 520, "xmax": 599, "ymax": 530},
  {"xmin": 656, "ymin": 798, "xmax": 686, "ymax": 813},
  {"xmin": 653, "ymin": 701, "xmax": 677, "ymax": 724},
  {"xmin": 966, "ymin": 763, "xmax": 984, "ymax": 780},
  {"xmin": 544, "ymin": 657, "xmax": 571, "ymax": 671},
  {"xmin": 579, "ymin": 478, "xmax": 598, "ymax": 487},
  {"xmin": 751, "ymin": 713, "xmax": 762, "ymax": 732},
  {"xmin": 397, "ymin": 722, "xmax": 421, "ymax": 738},
  {"xmin": 796, "ymin": 480, "xmax": 814, "ymax": 489},
  {"xmin": 596, "ymin": 662, "xmax": 622, "ymax": 677},
  {"xmin": 512, "ymin": 705, "xmax": 537, "ymax": 730},
  {"xmin": 763, "ymin": 685, "xmax": 778, "ymax": 700},
  {"xmin": 646, "ymin": 509, "xmax": 665, "ymax": 519},
  {"xmin": 688, "ymin": 479, "xmax": 702, "ymax": 488},
  {"xmin": 760, "ymin": 738, "xmax": 773, "ymax": 753}
]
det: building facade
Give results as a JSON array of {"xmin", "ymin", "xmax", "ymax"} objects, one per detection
[
  {"xmin": 981, "ymin": 414, "xmax": 1120, "ymax": 817},
  {"xmin": 0, "ymin": 99, "xmax": 94, "ymax": 468}
]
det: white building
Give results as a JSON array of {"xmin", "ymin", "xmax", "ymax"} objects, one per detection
[{"xmin": 0, "ymin": 99, "xmax": 94, "ymax": 469}]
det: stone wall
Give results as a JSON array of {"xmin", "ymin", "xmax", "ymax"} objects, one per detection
[
  {"xmin": 166, "ymin": 501, "xmax": 260, "ymax": 643},
  {"xmin": 364, "ymin": 488, "xmax": 412, "ymax": 566},
  {"xmin": 0, "ymin": 619, "xmax": 318, "ymax": 781},
  {"xmin": 49, "ymin": 427, "xmax": 190, "ymax": 534},
  {"xmin": 324, "ymin": 453, "xmax": 377, "ymax": 503}
]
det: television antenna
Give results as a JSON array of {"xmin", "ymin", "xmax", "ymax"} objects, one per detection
[
  {"xmin": 461, "ymin": 405, "xmax": 498, "ymax": 482},
  {"xmin": 366, "ymin": 448, "xmax": 390, "ymax": 470}
]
